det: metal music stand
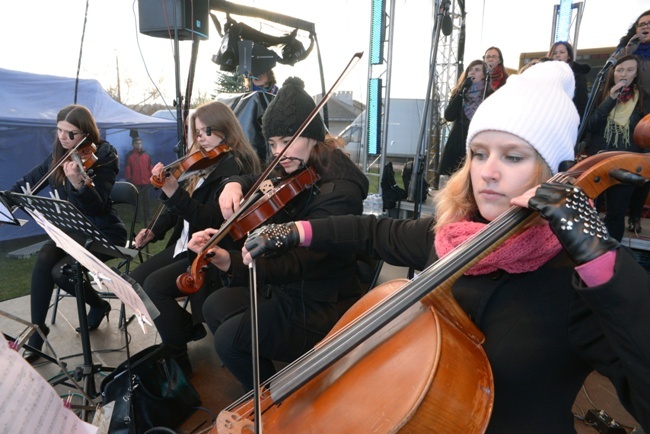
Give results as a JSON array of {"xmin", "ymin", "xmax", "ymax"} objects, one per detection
[{"xmin": 3, "ymin": 191, "xmax": 149, "ymax": 422}]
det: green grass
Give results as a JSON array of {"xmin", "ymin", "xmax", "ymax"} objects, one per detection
[{"xmin": 0, "ymin": 202, "xmax": 169, "ymax": 302}]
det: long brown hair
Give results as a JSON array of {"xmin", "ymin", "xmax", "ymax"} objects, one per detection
[
  {"xmin": 185, "ymin": 101, "xmax": 261, "ymax": 194},
  {"xmin": 450, "ymin": 60, "xmax": 492, "ymax": 98},
  {"xmin": 50, "ymin": 105, "xmax": 101, "ymax": 186},
  {"xmin": 597, "ymin": 54, "xmax": 645, "ymax": 111}
]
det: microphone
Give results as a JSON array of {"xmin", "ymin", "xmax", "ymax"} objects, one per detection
[{"xmin": 460, "ymin": 77, "xmax": 473, "ymax": 95}]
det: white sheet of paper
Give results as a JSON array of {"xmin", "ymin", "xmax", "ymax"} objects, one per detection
[
  {"xmin": 0, "ymin": 334, "xmax": 98, "ymax": 434},
  {"xmin": 26, "ymin": 208, "xmax": 154, "ymax": 329}
]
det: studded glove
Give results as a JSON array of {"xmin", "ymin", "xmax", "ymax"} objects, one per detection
[
  {"xmin": 245, "ymin": 222, "xmax": 301, "ymax": 260},
  {"xmin": 528, "ymin": 183, "xmax": 619, "ymax": 265}
]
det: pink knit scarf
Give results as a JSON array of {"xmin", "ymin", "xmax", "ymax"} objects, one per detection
[{"xmin": 434, "ymin": 221, "xmax": 562, "ymax": 275}]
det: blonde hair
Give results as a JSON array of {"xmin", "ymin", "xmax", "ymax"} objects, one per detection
[
  {"xmin": 185, "ymin": 101, "xmax": 261, "ymax": 194},
  {"xmin": 434, "ymin": 149, "xmax": 552, "ymax": 230}
]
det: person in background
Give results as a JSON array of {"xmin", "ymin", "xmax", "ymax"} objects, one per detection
[
  {"xmin": 584, "ymin": 54, "xmax": 649, "ymax": 241},
  {"xmin": 124, "ymin": 136, "xmax": 153, "ymax": 222},
  {"xmin": 548, "ymin": 41, "xmax": 591, "ymax": 121},
  {"xmin": 130, "ymin": 101, "xmax": 261, "ymax": 376},
  {"xmin": 483, "ymin": 46, "xmax": 508, "ymax": 91},
  {"xmin": 439, "ymin": 59, "xmax": 493, "ymax": 176},
  {"xmin": 9, "ymin": 104, "xmax": 126, "ymax": 362},
  {"xmin": 245, "ymin": 69, "xmax": 279, "ymax": 95},
  {"xmin": 189, "ymin": 77, "xmax": 369, "ymax": 391},
  {"xmin": 239, "ymin": 61, "xmax": 650, "ymax": 434},
  {"xmin": 617, "ymin": 9, "xmax": 650, "ymax": 98}
]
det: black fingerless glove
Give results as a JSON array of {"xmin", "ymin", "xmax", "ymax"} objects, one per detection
[
  {"xmin": 528, "ymin": 183, "xmax": 619, "ymax": 265},
  {"xmin": 245, "ymin": 222, "xmax": 301, "ymax": 260}
]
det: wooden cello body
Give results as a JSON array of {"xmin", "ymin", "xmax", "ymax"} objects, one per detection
[{"xmin": 211, "ymin": 152, "xmax": 650, "ymax": 434}]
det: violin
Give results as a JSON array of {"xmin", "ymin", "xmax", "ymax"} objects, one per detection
[
  {"xmin": 150, "ymin": 143, "xmax": 231, "ymax": 188},
  {"xmin": 212, "ymin": 152, "xmax": 650, "ymax": 433},
  {"xmin": 32, "ymin": 134, "xmax": 98, "ymax": 192},
  {"xmin": 176, "ymin": 165, "xmax": 320, "ymax": 294},
  {"xmin": 228, "ymin": 166, "xmax": 320, "ymax": 241},
  {"xmin": 176, "ymin": 52, "xmax": 363, "ymax": 295}
]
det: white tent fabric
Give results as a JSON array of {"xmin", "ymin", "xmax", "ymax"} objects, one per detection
[{"xmin": 0, "ymin": 68, "xmax": 178, "ymax": 241}]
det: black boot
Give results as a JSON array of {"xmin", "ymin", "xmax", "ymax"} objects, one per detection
[
  {"xmin": 77, "ymin": 300, "xmax": 111, "ymax": 332},
  {"xmin": 23, "ymin": 324, "xmax": 50, "ymax": 363}
]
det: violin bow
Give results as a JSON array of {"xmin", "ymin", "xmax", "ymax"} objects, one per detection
[
  {"xmin": 198, "ymin": 51, "xmax": 364, "ymax": 253},
  {"xmin": 30, "ymin": 134, "xmax": 94, "ymax": 194}
]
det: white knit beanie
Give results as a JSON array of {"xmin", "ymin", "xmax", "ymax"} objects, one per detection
[{"xmin": 466, "ymin": 61, "xmax": 577, "ymax": 174}]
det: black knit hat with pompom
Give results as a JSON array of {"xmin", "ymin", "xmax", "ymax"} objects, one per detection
[{"xmin": 262, "ymin": 77, "xmax": 326, "ymax": 142}]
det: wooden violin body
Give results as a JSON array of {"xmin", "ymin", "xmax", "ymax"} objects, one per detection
[
  {"xmin": 176, "ymin": 166, "xmax": 320, "ymax": 294},
  {"xmin": 211, "ymin": 152, "xmax": 650, "ymax": 433},
  {"xmin": 150, "ymin": 144, "xmax": 231, "ymax": 188},
  {"xmin": 229, "ymin": 166, "xmax": 320, "ymax": 241}
]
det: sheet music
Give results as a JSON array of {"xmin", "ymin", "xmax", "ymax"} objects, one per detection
[
  {"xmin": 26, "ymin": 208, "xmax": 155, "ymax": 329},
  {"xmin": 0, "ymin": 334, "xmax": 97, "ymax": 434},
  {"xmin": 0, "ymin": 192, "xmax": 25, "ymax": 225}
]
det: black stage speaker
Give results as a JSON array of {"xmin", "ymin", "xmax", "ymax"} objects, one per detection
[{"xmin": 139, "ymin": 0, "xmax": 209, "ymax": 40}]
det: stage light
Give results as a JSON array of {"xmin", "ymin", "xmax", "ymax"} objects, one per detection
[
  {"xmin": 370, "ymin": 0, "xmax": 386, "ymax": 65},
  {"xmin": 367, "ymin": 78, "xmax": 382, "ymax": 155}
]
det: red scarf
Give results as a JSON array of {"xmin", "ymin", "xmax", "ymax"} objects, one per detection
[
  {"xmin": 489, "ymin": 65, "xmax": 507, "ymax": 90},
  {"xmin": 434, "ymin": 221, "xmax": 562, "ymax": 275},
  {"xmin": 618, "ymin": 85, "xmax": 634, "ymax": 104}
]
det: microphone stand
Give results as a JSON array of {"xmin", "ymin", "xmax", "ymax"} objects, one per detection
[{"xmin": 407, "ymin": 0, "xmax": 448, "ymax": 278}]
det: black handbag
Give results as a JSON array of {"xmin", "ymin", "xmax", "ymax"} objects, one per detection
[{"xmin": 100, "ymin": 344, "xmax": 201, "ymax": 434}]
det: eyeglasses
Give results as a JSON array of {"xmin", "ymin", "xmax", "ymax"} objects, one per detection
[
  {"xmin": 57, "ymin": 128, "xmax": 83, "ymax": 140},
  {"xmin": 195, "ymin": 126, "xmax": 214, "ymax": 137},
  {"xmin": 638, "ymin": 21, "xmax": 650, "ymax": 28},
  {"xmin": 483, "ymin": 55, "xmax": 499, "ymax": 60}
]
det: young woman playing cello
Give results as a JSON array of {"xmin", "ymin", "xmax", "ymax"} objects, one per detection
[
  {"xmin": 130, "ymin": 101, "xmax": 261, "ymax": 376},
  {"xmin": 190, "ymin": 77, "xmax": 370, "ymax": 391},
  {"xmin": 234, "ymin": 62, "xmax": 650, "ymax": 432}
]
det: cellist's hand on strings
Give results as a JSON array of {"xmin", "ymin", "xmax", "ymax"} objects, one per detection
[
  {"xmin": 63, "ymin": 160, "xmax": 87, "ymax": 190},
  {"xmin": 511, "ymin": 183, "xmax": 619, "ymax": 265},
  {"xmin": 243, "ymin": 222, "xmax": 304, "ymax": 265},
  {"xmin": 134, "ymin": 228, "xmax": 155, "ymax": 249},
  {"xmin": 188, "ymin": 228, "xmax": 232, "ymax": 272},
  {"xmin": 218, "ymin": 182, "xmax": 244, "ymax": 220},
  {"xmin": 152, "ymin": 162, "xmax": 179, "ymax": 197}
]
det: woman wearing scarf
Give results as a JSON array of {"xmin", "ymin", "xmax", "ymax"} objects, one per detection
[
  {"xmin": 483, "ymin": 46, "xmax": 509, "ymax": 91},
  {"xmin": 585, "ymin": 54, "xmax": 650, "ymax": 240},
  {"xmin": 226, "ymin": 61, "xmax": 650, "ymax": 433},
  {"xmin": 439, "ymin": 60, "xmax": 493, "ymax": 176}
]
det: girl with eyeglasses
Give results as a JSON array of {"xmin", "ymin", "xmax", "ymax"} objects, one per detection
[
  {"xmin": 130, "ymin": 101, "xmax": 261, "ymax": 377},
  {"xmin": 9, "ymin": 104, "xmax": 127, "ymax": 362}
]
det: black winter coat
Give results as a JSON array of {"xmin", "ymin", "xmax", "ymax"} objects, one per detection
[
  {"xmin": 585, "ymin": 93, "xmax": 650, "ymax": 155},
  {"xmin": 228, "ymin": 149, "xmax": 370, "ymax": 303},
  {"xmin": 307, "ymin": 214, "xmax": 650, "ymax": 434},
  {"xmin": 11, "ymin": 140, "xmax": 127, "ymax": 246},
  {"xmin": 439, "ymin": 92, "xmax": 472, "ymax": 176},
  {"xmin": 149, "ymin": 154, "xmax": 246, "ymax": 317}
]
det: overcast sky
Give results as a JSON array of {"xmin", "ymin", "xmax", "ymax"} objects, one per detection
[{"xmin": 2, "ymin": 0, "xmax": 648, "ymax": 106}]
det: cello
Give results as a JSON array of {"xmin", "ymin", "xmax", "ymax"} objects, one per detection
[{"xmin": 213, "ymin": 152, "xmax": 650, "ymax": 433}]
